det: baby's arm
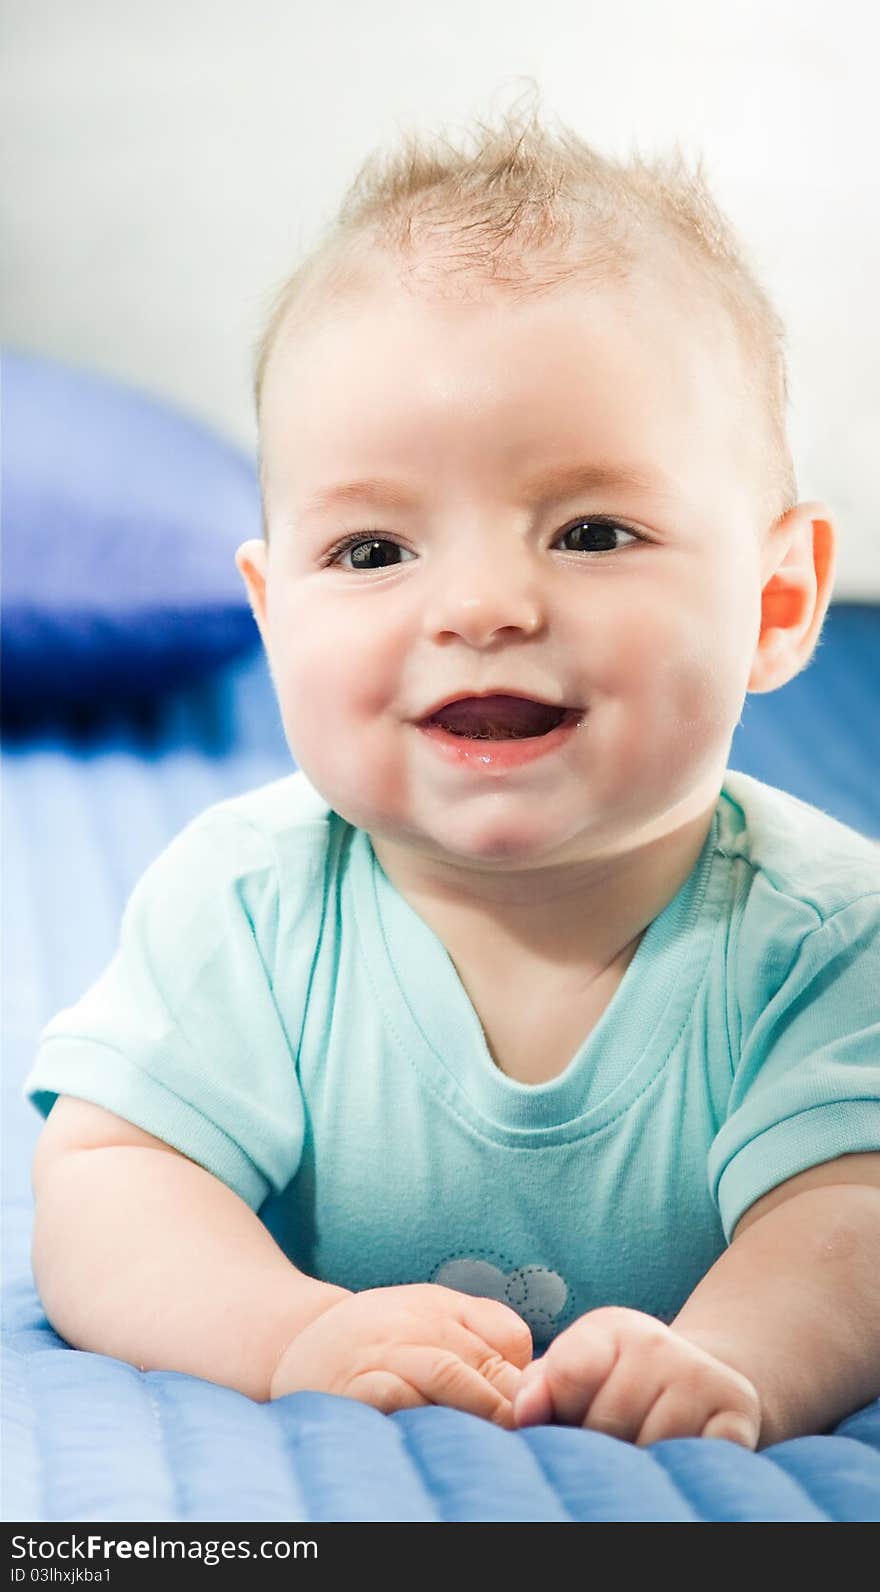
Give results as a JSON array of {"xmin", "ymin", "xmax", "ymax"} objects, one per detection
[
  {"xmin": 514, "ymin": 1155, "xmax": 880, "ymax": 1446},
  {"xmin": 31, "ymin": 1098, "xmax": 350, "ymax": 1402},
  {"xmin": 32, "ymin": 1098, "xmax": 530, "ymax": 1421},
  {"xmin": 670, "ymin": 1159, "xmax": 880, "ymax": 1445}
]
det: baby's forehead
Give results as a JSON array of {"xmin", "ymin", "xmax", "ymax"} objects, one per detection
[
  {"xmin": 265, "ymin": 266, "xmax": 747, "ymax": 457},
  {"xmin": 272, "ymin": 238, "xmax": 748, "ymax": 398},
  {"xmin": 257, "ymin": 244, "xmax": 769, "ymax": 530}
]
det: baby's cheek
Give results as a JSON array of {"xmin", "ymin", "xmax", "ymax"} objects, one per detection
[
  {"xmin": 639, "ymin": 597, "xmax": 747, "ymax": 719},
  {"xmin": 617, "ymin": 616, "xmax": 746, "ymax": 794},
  {"xmin": 275, "ymin": 668, "xmax": 333, "ymax": 757},
  {"xmin": 662, "ymin": 648, "xmax": 740, "ymax": 742},
  {"xmin": 276, "ymin": 666, "xmax": 412, "ymax": 830},
  {"xmin": 270, "ymin": 614, "xmax": 347, "ymax": 739}
]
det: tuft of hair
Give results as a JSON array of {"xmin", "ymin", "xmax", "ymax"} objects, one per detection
[{"xmin": 252, "ymin": 78, "xmax": 797, "ymax": 525}]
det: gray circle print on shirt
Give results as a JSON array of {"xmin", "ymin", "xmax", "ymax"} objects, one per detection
[{"xmin": 432, "ymin": 1257, "xmax": 569, "ymax": 1346}]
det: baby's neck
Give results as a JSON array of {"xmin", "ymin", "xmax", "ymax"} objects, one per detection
[{"xmin": 369, "ymin": 795, "xmax": 718, "ymax": 987}]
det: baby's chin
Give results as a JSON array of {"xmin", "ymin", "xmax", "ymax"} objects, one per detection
[
  {"xmin": 288, "ymin": 755, "xmax": 608, "ymax": 871},
  {"xmin": 368, "ymin": 808, "xmax": 605, "ymax": 879}
]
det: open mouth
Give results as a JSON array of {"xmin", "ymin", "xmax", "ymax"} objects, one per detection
[{"xmin": 422, "ymin": 695, "xmax": 577, "ymax": 741}]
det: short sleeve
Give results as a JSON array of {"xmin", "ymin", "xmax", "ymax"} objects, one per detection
[
  {"xmin": 23, "ymin": 804, "xmax": 307, "ymax": 1211},
  {"xmin": 708, "ymin": 896, "xmax": 880, "ymax": 1242}
]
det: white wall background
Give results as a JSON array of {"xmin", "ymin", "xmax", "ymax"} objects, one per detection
[{"xmin": 2, "ymin": 0, "xmax": 877, "ymax": 594}]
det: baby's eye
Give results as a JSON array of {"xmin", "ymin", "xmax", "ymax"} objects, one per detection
[
  {"xmin": 555, "ymin": 517, "xmax": 640, "ymax": 554},
  {"xmin": 327, "ymin": 536, "xmax": 414, "ymax": 572}
]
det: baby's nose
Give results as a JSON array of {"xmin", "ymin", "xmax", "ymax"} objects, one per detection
[{"xmin": 421, "ymin": 560, "xmax": 544, "ymax": 645}]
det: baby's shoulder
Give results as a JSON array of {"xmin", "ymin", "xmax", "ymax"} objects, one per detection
[
  {"xmin": 715, "ymin": 772, "xmax": 879, "ymax": 1026},
  {"xmin": 711, "ymin": 775, "xmax": 880, "ymax": 1096},
  {"xmin": 210, "ymin": 768, "xmax": 336, "ymax": 851},
  {"xmin": 718, "ymin": 769, "xmax": 879, "ymax": 928},
  {"xmin": 135, "ymin": 769, "xmax": 340, "ymax": 920}
]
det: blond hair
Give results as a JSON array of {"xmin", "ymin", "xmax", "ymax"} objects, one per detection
[{"xmin": 253, "ymin": 81, "xmax": 797, "ymax": 525}]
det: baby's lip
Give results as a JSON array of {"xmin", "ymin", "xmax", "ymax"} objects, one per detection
[{"xmin": 417, "ymin": 689, "xmax": 578, "ymax": 722}]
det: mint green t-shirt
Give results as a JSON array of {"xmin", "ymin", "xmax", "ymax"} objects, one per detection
[{"xmin": 24, "ymin": 769, "xmax": 880, "ymax": 1346}]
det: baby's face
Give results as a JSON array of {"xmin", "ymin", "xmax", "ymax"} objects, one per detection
[{"xmin": 240, "ymin": 262, "xmax": 770, "ymax": 873}]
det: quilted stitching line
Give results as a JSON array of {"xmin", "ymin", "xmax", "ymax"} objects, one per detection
[
  {"xmin": 761, "ymin": 1440, "xmax": 861, "ymax": 1522},
  {"xmin": 21, "ymin": 1346, "xmax": 47, "ymax": 1524},
  {"xmin": 510, "ymin": 1432, "xmax": 577, "ymax": 1522},
  {"xmin": 387, "ymin": 1416, "xmax": 445, "ymax": 1523},
  {"xmin": 142, "ymin": 1373, "xmax": 186, "ymax": 1524},
  {"xmin": 650, "ymin": 1440, "xmax": 832, "ymax": 1523},
  {"xmin": 270, "ymin": 1403, "xmax": 318, "ymax": 1522},
  {"xmin": 640, "ymin": 1445, "xmax": 711, "ymax": 1523}
]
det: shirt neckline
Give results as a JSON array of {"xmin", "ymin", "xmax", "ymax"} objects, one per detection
[{"xmin": 350, "ymin": 808, "xmax": 725, "ymax": 1145}]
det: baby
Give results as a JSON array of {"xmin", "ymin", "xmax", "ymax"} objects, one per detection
[{"xmin": 26, "ymin": 101, "xmax": 880, "ymax": 1449}]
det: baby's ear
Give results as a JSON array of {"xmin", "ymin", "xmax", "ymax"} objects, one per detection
[
  {"xmin": 747, "ymin": 501, "xmax": 837, "ymax": 694},
  {"xmin": 235, "ymin": 539, "xmax": 269, "ymax": 642}
]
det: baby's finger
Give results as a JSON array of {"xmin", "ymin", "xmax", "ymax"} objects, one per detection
[
  {"xmin": 701, "ymin": 1409, "xmax": 760, "ymax": 1450},
  {"xmin": 345, "ymin": 1367, "xmax": 434, "ymax": 1416},
  {"xmin": 452, "ymin": 1293, "xmax": 534, "ymax": 1370},
  {"xmin": 478, "ymin": 1352, "xmax": 526, "ymax": 1409},
  {"xmin": 579, "ymin": 1360, "xmax": 662, "ymax": 1442},
  {"xmin": 447, "ymin": 1322, "xmax": 527, "ymax": 1390},
  {"xmin": 431, "ymin": 1320, "xmax": 527, "ymax": 1414},
  {"xmin": 526, "ymin": 1320, "xmax": 619, "ymax": 1427},
  {"xmin": 390, "ymin": 1344, "xmax": 519, "ymax": 1428},
  {"xmin": 512, "ymin": 1362, "xmax": 554, "ymax": 1428},
  {"xmin": 417, "ymin": 1312, "xmax": 527, "ymax": 1397},
  {"xmin": 633, "ymin": 1385, "xmax": 712, "ymax": 1446}
]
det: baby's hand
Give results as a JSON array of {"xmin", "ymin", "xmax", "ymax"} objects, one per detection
[
  {"xmin": 270, "ymin": 1283, "xmax": 533, "ymax": 1428},
  {"xmin": 512, "ymin": 1306, "xmax": 762, "ymax": 1448}
]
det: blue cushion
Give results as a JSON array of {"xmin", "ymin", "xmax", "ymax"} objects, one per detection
[{"xmin": 1, "ymin": 348, "xmax": 261, "ymax": 722}]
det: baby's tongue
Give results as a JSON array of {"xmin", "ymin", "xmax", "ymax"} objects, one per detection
[{"xmin": 430, "ymin": 695, "xmax": 562, "ymax": 739}]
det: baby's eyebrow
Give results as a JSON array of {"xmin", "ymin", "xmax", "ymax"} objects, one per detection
[
  {"xmin": 300, "ymin": 477, "xmax": 424, "ymax": 516},
  {"xmin": 299, "ymin": 460, "xmax": 678, "ymax": 517},
  {"xmin": 517, "ymin": 460, "xmax": 679, "ymax": 504}
]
